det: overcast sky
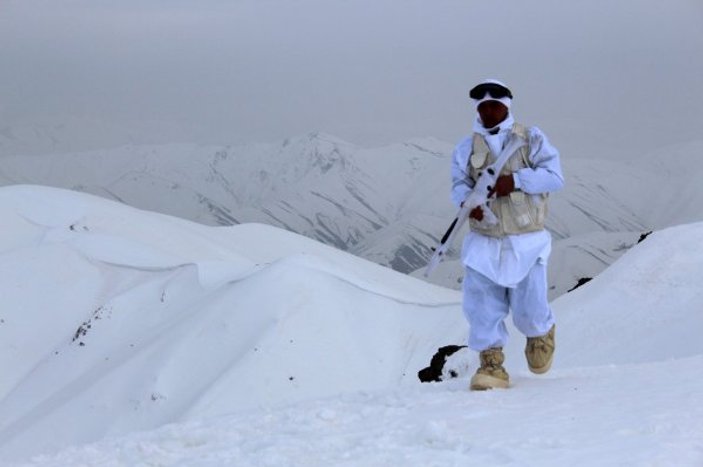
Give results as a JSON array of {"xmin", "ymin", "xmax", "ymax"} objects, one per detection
[{"xmin": 1, "ymin": 0, "xmax": 702, "ymax": 158}]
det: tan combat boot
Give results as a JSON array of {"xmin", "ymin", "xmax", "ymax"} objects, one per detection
[
  {"xmin": 470, "ymin": 347, "xmax": 509, "ymax": 391},
  {"xmin": 525, "ymin": 324, "xmax": 555, "ymax": 374}
]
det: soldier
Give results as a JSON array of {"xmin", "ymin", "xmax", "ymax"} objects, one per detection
[{"xmin": 451, "ymin": 79, "xmax": 564, "ymax": 390}]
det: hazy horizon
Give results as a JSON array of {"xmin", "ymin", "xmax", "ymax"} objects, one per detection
[{"xmin": 1, "ymin": 0, "xmax": 702, "ymax": 158}]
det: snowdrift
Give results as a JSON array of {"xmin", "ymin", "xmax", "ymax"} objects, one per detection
[{"xmin": 0, "ymin": 185, "xmax": 462, "ymax": 461}]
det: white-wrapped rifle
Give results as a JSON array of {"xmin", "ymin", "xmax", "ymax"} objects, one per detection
[{"xmin": 423, "ymin": 136, "xmax": 527, "ymax": 277}]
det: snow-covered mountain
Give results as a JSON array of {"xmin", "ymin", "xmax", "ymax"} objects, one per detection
[
  {"xmin": 4, "ymin": 134, "xmax": 699, "ymax": 296},
  {"xmin": 0, "ymin": 133, "xmax": 450, "ymax": 273},
  {"xmin": 1, "ymin": 185, "xmax": 701, "ymax": 465}
]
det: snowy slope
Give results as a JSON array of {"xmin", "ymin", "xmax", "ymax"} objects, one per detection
[
  {"xmin": 0, "ymin": 185, "xmax": 463, "ymax": 462},
  {"xmin": 1, "ymin": 186, "xmax": 702, "ymax": 466}
]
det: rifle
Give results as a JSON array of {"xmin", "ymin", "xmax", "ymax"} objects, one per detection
[{"xmin": 423, "ymin": 136, "xmax": 526, "ymax": 277}]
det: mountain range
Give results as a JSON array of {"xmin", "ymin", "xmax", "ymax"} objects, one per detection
[{"xmin": 1, "ymin": 132, "xmax": 701, "ymax": 298}]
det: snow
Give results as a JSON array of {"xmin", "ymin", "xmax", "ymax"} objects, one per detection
[
  {"xmin": 1, "ymin": 185, "xmax": 702, "ymax": 466},
  {"xmin": 14, "ymin": 359, "xmax": 703, "ymax": 467},
  {"xmin": 0, "ymin": 186, "xmax": 462, "ymax": 462}
]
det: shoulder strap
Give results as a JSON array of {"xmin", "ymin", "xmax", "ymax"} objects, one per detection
[
  {"xmin": 512, "ymin": 123, "xmax": 528, "ymax": 140},
  {"xmin": 512, "ymin": 123, "xmax": 533, "ymax": 168}
]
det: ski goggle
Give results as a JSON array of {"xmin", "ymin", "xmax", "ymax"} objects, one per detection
[{"xmin": 469, "ymin": 82, "xmax": 513, "ymax": 100}]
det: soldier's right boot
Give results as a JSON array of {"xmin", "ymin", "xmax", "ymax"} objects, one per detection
[{"xmin": 470, "ymin": 347, "xmax": 509, "ymax": 391}]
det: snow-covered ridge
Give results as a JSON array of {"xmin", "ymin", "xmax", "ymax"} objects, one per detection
[{"xmin": 1, "ymin": 185, "xmax": 702, "ymax": 465}]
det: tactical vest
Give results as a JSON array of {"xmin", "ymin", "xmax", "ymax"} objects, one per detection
[{"xmin": 468, "ymin": 123, "xmax": 548, "ymax": 237}]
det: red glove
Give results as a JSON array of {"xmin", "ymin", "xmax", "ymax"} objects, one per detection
[
  {"xmin": 469, "ymin": 206, "xmax": 484, "ymax": 221},
  {"xmin": 489, "ymin": 174, "xmax": 515, "ymax": 198}
]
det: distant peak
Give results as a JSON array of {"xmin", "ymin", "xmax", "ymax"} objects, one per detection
[
  {"xmin": 305, "ymin": 131, "xmax": 356, "ymax": 147},
  {"xmin": 280, "ymin": 132, "xmax": 358, "ymax": 156}
]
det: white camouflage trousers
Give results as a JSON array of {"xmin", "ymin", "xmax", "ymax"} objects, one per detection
[{"xmin": 462, "ymin": 262, "xmax": 555, "ymax": 351}]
